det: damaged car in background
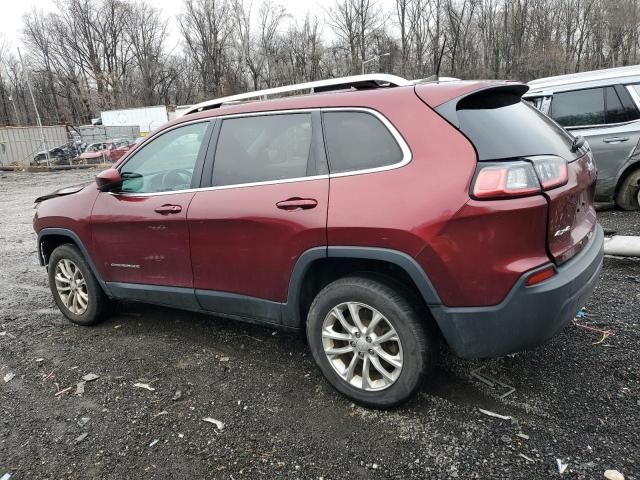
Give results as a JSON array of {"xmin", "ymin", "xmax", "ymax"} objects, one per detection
[{"xmin": 525, "ymin": 65, "xmax": 640, "ymax": 210}]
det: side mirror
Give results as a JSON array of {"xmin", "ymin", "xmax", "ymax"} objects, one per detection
[{"xmin": 96, "ymin": 168, "xmax": 122, "ymax": 192}]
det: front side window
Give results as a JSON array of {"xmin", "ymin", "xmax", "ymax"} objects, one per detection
[
  {"xmin": 551, "ymin": 88, "xmax": 606, "ymax": 127},
  {"xmin": 119, "ymin": 121, "xmax": 209, "ymax": 193},
  {"xmin": 212, "ymin": 113, "xmax": 313, "ymax": 187},
  {"xmin": 322, "ymin": 111, "xmax": 403, "ymax": 173}
]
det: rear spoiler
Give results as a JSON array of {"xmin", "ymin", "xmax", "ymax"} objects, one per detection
[{"xmin": 434, "ymin": 84, "xmax": 529, "ymax": 128}]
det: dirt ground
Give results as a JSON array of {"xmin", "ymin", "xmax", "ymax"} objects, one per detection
[{"xmin": 0, "ymin": 170, "xmax": 638, "ymax": 480}]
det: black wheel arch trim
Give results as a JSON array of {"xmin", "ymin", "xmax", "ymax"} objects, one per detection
[
  {"xmin": 283, "ymin": 245, "xmax": 442, "ymax": 327},
  {"xmin": 37, "ymin": 228, "xmax": 112, "ymax": 296}
]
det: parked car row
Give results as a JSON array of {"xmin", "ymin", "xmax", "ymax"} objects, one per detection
[{"xmin": 31, "ymin": 137, "xmax": 141, "ymax": 166}]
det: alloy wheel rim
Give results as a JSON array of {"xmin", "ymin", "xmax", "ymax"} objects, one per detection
[
  {"xmin": 54, "ymin": 259, "xmax": 89, "ymax": 315},
  {"xmin": 321, "ymin": 302, "xmax": 403, "ymax": 392}
]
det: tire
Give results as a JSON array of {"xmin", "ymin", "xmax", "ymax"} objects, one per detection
[
  {"xmin": 615, "ymin": 168, "xmax": 640, "ymax": 211},
  {"xmin": 48, "ymin": 244, "xmax": 112, "ymax": 326},
  {"xmin": 306, "ymin": 275, "xmax": 436, "ymax": 408}
]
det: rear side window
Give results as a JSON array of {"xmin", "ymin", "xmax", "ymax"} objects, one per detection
[
  {"xmin": 447, "ymin": 89, "xmax": 576, "ymax": 161},
  {"xmin": 322, "ymin": 111, "xmax": 403, "ymax": 173},
  {"xmin": 551, "ymin": 86, "xmax": 640, "ymax": 127},
  {"xmin": 213, "ymin": 113, "xmax": 313, "ymax": 186},
  {"xmin": 551, "ymin": 88, "xmax": 605, "ymax": 127}
]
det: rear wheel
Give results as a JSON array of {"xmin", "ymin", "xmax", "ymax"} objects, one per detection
[
  {"xmin": 48, "ymin": 244, "xmax": 112, "ymax": 326},
  {"xmin": 616, "ymin": 168, "xmax": 640, "ymax": 211},
  {"xmin": 306, "ymin": 276, "xmax": 436, "ymax": 408}
]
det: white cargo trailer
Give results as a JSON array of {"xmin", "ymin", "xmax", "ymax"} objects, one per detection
[{"xmin": 100, "ymin": 106, "xmax": 168, "ymax": 136}]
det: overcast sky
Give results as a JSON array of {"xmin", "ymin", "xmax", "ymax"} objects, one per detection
[{"xmin": 0, "ymin": 0, "xmax": 397, "ymax": 50}]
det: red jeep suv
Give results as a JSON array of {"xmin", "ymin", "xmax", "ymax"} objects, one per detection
[{"xmin": 34, "ymin": 75, "xmax": 603, "ymax": 408}]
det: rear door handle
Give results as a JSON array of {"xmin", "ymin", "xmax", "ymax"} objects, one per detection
[
  {"xmin": 276, "ymin": 198, "xmax": 318, "ymax": 211},
  {"xmin": 154, "ymin": 204, "xmax": 182, "ymax": 214},
  {"xmin": 603, "ymin": 136, "xmax": 629, "ymax": 144}
]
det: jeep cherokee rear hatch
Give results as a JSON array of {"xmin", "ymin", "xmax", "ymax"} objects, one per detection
[{"xmin": 418, "ymin": 84, "xmax": 597, "ymax": 265}]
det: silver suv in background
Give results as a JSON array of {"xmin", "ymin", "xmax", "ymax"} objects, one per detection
[{"xmin": 525, "ymin": 65, "xmax": 640, "ymax": 210}]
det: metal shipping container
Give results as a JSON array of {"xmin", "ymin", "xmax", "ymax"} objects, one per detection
[
  {"xmin": 100, "ymin": 106, "xmax": 168, "ymax": 135},
  {"xmin": 0, "ymin": 126, "xmax": 68, "ymax": 166}
]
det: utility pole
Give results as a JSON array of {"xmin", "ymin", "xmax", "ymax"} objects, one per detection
[
  {"xmin": 362, "ymin": 52, "xmax": 391, "ymax": 75},
  {"xmin": 8, "ymin": 95, "xmax": 21, "ymax": 126},
  {"xmin": 18, "ymin": 47, "xmax": 49, "ymax": 166}
]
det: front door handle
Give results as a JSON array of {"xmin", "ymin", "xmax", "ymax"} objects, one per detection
[
  {"xmin": 154, "ymin": 204, "xmax": 182, "ymax": 214},
  {"xmin": 276, "ymin": 197, "xmax": 318, "ymax": 211},
  {"xmin": 603, "ymin": 136, "xmax": 629, "ymax": 144}
]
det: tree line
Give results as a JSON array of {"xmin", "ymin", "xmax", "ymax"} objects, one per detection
[{"xmin": 0, "ymin": 0, "xmax": 639, "ymax": 127}]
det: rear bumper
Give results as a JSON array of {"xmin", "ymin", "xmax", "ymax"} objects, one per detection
[{"xmin": 431, "ymin": 224, "xmax": 604, "ymax": 358}]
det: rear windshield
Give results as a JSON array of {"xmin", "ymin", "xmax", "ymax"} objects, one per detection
[{"xmin": 443, "ymin": 89, "xmax": 576, "ymax": 161}]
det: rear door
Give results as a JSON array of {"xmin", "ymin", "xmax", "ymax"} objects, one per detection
[
  {"xmin": 188, "ymin": 111, "xmax": 329, "ymax": 323},
  {"xmin": 549, "ymin": 86, "xmax": 640, "ymax": 198}
]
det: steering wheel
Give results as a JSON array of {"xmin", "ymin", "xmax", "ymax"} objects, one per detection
[{"xmin": 160, "ymin": 169, "xmax": 192, "ymax": 191}]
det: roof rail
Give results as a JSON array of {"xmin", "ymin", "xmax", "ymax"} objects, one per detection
[
  {"xmin": 528, "ymin": 65, "xmax": 640, "ymax": 90},
  {"xmin": 181, "ymin": 74, "xmax": 410, "ymax": 117}
]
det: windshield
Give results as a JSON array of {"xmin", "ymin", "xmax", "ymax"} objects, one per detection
[{"xmin": 86, "ymin": 144, "xmax": 105, "ymax": 152}]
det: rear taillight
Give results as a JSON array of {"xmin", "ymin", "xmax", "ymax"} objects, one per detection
[
  {"xmin": 530, "ymin": 155, "xmax": 568, "ymax": 189},
  {"xmin": 471, "ymin": 156, "xmax": 568, "ymax": 200},
  {"xmin": 472, "ymin": 161, "xmax": 540, "ymax": 199}
]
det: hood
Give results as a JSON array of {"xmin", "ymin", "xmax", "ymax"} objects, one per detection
[{"xmin": 34, "ymin": 182, "xmax": 92, "ymax": 204}]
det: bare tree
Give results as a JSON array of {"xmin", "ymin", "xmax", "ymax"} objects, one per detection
[
  {"xmin": 126, "ymin": 1, "xmax": 171, "ymax": 105},
  {"xmin": 8, "ymin": 0, "xmax": 640, "ymax": 127},
  {"xmin": 179, "ymin": 0, "xmax": 234, "ymax": 98}
]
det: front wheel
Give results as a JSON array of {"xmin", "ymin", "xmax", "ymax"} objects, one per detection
[
  {"xmin": 616, "ymin": 168, "xmax": 640, "ymax": 211},
  {"xmin": 48, "ymin": 244, "xmax": 112, "ymax": 326},
  {"xmin": 306, "ymin": 276, "xmax": 436, "ymax": 408}
]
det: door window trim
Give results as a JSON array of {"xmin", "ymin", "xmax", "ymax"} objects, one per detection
[
  {"xmin": 111, "ymin": 107, "xmax": 411, "ymax": 196},
  {"xmin": 626, "ymin": 84, "xmax": 640, "ymax": 109}
]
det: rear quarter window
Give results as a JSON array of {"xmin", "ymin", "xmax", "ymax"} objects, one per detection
[
  {"xmin": 322, "ymin": 111, "xmax": 404, "ymax": 173},
  {"xmin": 445, "ymin": 88, "xmax": 576, "ymax": 161}
]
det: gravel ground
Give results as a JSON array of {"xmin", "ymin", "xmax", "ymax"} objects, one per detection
[{"xmin": 0, "ymin": 170, "xmax": 638, "ymax": 480}]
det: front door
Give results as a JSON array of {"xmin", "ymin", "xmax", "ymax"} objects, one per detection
[
  {"xmin": 188, "ymin": 111, "xmax": 329, "ymax": 324},
  {"xmin": 91, "ymin": 120, "xmax": 212, "ymax": 288}
]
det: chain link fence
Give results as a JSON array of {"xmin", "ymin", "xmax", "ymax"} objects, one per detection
[{"xmin": 77, "ymin": 125, "xmax": 140, "ymax": 145}]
